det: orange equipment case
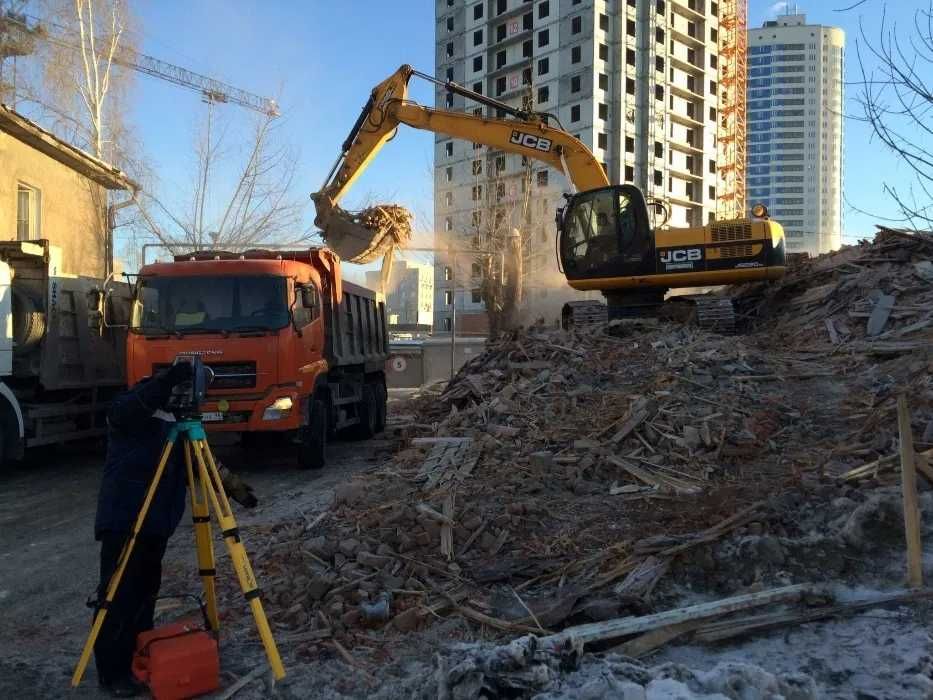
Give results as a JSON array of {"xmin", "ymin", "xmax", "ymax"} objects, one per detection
[{"xmin": 132, "ymin": 619, "xmax": 219, "ymax": 700}]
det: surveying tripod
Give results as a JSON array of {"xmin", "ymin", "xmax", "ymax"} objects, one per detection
[{"xmin": 71, "ymin": 419, "xmax": 285, "ymax": 687}]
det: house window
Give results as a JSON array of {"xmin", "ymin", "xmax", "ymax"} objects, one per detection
[
  {"xmin": 538, "ymin": 0, "xmax": 549, "ymax": 19},
  {"xmin": 16, "ymin": 183, "xmax": 40, "ymax": 241},
  {"xmin": 444, "ymin": 267, "xmax": 453, "ymax": 281},
  {"xmin": 572, "ymin": 16, "xmax": 582, "ymax": 34},
  {"xmin": 445, "ymin": 142, "xmax": 454, "ymax": 157},
  {"xmin": 571, "ymin": 45, "xmax": 581, "ymax": 63},
  {"xmin": 571, "ymin": 75, "xmax": 581, "ymax": 93},
  {"xmin": 538, "ymin": 85, "xmax": 549, "ymax": 103},
  {"xmin": 537, "ymin": 170, "xmax": 549, "ymax": 186},
  {"xmin": 445, "ymin": 290, "xmax": 453, "ymax": 305},
  {"xmin": 471, "ymin": 288, "xmax": 482, "ymax": 303},
  {"xmin": 474, "ymin": 3, "xmax": 484, "ymax": 19},
  {"xmin": 538, "ymin": 57, "xmax": 549, "ymax": 75},
  {"xmin": 538, "ymin": 29, "xmax": 549, "ymax": 47},
  {"xmin": 571, "ymin": 104, "xmax": 581, "ymax": 122}
]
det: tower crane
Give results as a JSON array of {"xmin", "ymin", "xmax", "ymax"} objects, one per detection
[{"xmin": 0, "ymin": 7, "xmax": 278, "ymax": 117}]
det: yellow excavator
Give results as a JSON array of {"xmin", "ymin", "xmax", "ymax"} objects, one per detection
[{"xmin": 312, "ymin": 65, "xmax": 786, "ymax": 328}]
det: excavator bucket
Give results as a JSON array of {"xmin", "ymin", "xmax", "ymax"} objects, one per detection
[{"xmin": 315, "ymin": 203, "xmax": 413, "ymax": 265}]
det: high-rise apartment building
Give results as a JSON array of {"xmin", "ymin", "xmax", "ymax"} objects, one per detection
[
  {"xmin": 365, "ymin": 260, "xmax": 434, "ymax": 328},
  {"xmin": 747, "ymin": 13, "xmax": 844, "ymax": 255},
  {"xmin": 433, "ymin": 0, "xmax": 722, "ymax": 333}
]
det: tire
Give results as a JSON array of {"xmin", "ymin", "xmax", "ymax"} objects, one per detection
[
  {"xmin": 373, "ymin": 381, "xmax": 387, "ymax": 434},
  {"xmin": 351, "ymin": 385, "xmax": 377, "ymax": 440},
  {"xmin": 11, "ymin": 288, "xmax": 46, "ymax": 355},
  {"xmin": 298, "ymin": 398, "xmax": 328, "ymax": 470}
]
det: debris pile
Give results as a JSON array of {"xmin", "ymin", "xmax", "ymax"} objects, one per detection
[{"xmin": 237, "ymin": 229, "xmax": 931, "ymax": 664}]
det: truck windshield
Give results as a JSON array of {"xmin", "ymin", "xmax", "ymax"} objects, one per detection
[{"xmin": 131, "ymin": 275, "xmax": 289, "ymax": 334}]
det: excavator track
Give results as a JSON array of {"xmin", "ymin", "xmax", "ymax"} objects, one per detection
[{"xmin": 688, "ymin": 296, "xmax": 736, "ymax": 334}]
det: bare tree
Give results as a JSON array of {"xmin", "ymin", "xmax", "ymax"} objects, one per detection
[
  {"xmin": 133, "ymin": 107, "xmax": 305, "ymax": 252},
  {"xmin": 852, "ymin": 1, "xmax": 933, "ymax": 228}
]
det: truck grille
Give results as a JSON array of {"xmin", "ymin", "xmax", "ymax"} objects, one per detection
[
  {"xmin": 711, "ymin": 222, "xmax": 753, "ymax": 242},
  {"xmin": 152, "ymin": 361, "xmax": 257, "ymax": 389}
]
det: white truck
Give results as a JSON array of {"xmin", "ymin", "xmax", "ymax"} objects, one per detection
[{"xmin": 0, "ymin": 240, "xmax": 130, "ymax": 462}]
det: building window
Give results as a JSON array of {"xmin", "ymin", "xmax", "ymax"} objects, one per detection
[
  {"xmin": 445, "ymin": 166, "xmax": 453, "ymax": 182},
  {"xmin": 710, "ymin": 54, "xmax": 718, "ymax": 69},
  {"xmin": 472, "ymin": 184, "xmax": 483, "ymax": 200},
  {"xmin": 654, "ymin": 142, "xmax": 663, "ymax": 158},
  {"xmin": 497, "ymin": 23, "xmax": 507, "ymax": 41},
  {"xmin": 443, "ymin": 317, "xmax": 452, "ymax": 331},
  {"xmin": 445, "ymin": 290, "xmax": 453, "ymax": 305},
  {"xmin": 626, "ymin": 78, "xmax": 635, "ymax": 95},
  {"xmin": 628, "ymin": 19, "xmax": 636, "ymax": 35},
  {"xmin": 523, "ymin": 12, "xmax": 532, "ymax": 30},
  {"xmin": 523, "ymin": 39, "xmax": 533, "ymax": 57},
  {"xmin": 656, "ymin": 56, "xmax": 664, "ymax": 72},
  {"xmin": 598, "ymin": 102, "xmax": 608, "ymax": 120},
  {"xmin": 473, "ymin": 55, "xmax": 483, "ymax": 71},
  {"xmin": 447, "ymin": 17, "xmax": 454, "ymax": 32},
  {"xmin": 598, "ymin": 132, "xmax": 607, "ymax": 149},
  {"xmin": 445, "ymin": 93, "xmax": 454, "ymax": 108},
  {"xmin": 709, "ymin": 106, "xmax": 716, "ymax": 121},
  {"xmin": 496, "ymin": 182, "xmax": 506, "ymax": 200},
  {"xmin": 444, "ymin": 218, "xmax": 453, "ymax": 231},
  {"xmin": 446, "ymin": 42, "xmax": 454, "ymax": 57},
  {"xmin": 538, "ymin": 85, "xmax": 549, "ymax": 103},
  {"xmin": 654, "ymin": 170, "xmax": 663, "ymax": 186},
  {"xmin": 538, "ymin": 0, "xmax": 549, "ymax": 19},
  {"xmin": 496, "ymin": 76, "xmax": 506, "ymax": 95},
  {"xmin": 495, "ymin": 155, "xmax": 506, "ymax": 174},
  {"xmin": 538, "ymin": 57, "xmax": 549, "ymax": 75},
  {"xmin": 16, "ymin": 183, "xmax": 40, "ymax": 241},
  {"xmin": 571, "ymin": 45, "xmax": 581, "ymax": 63},
  {"xmin": 445, "ymin": 142, "xmax": 454, "ymax": 157},
  {"xmin": 445, "ymin": 191, "xmax": 453, "ymax": 206},
  {"xmin": 598, "ymin": 73, "xmax": 608, "ymax": 90},
  {"xmin": 599, "ymin": 13, "xmax": 608, "ymax": 30},
  {"xmin": 655, "ymin": 27, "xmax": 664, "ymax": 43},
  {"xmin": 474, "ymin": 29, "xmax": 483, "ymax": 46},
  {"xmin": 473, "ymin": 81, "xmax": 483, "ymax": 94},
  {"xmin": 538, "ymin": 29, "xmax": 549, "ymax": 47},
  {"xmin": 599, "ymin": 43, "xmax": 608, "ymax": 61},
  {"xmin": 625, "ymin": 137, "xmax": 634, "ymax": 153},
  {"xmin": 497, "ymin": 0, "xmax": 507, "ymax": 13},
  {"xmin": 471, "ymin": 288, "xmax": 482, "ymax": 304},
  {"xmin": 571, "ymin": 104, "xmax": 581, "ymax": 122},
  {"xmin": 537, "ymin": 170, "xmax": 549, "ymax": 187},
  {"xmin": 571, "ymin": 75, "xmax": 581, "ymax": 93},
  {"xmin": 473, "ymin": 159, "xmax": 483, "ymax": 175},
  {"xmin": 444, "ymin": 267, "xmax": 452, "ymax": 281},
  {"xmin": 446, "ymin": 67, "xmax": 454, "ymax": 81},
  {"xmin": 472, "ymin": 210, "xmax": 482, "ymax": 226},
  {"xmin": 655, "ymin": 84, "xmax": 663, "ymax": 100},
  {"xmin": 626, "ymin": 48, "xmax": 636, "ymax": 66},
  {"xmin": 496, "ymin": 50, "xmax": 506, "ymax": 68},
  {"xmin": 625, "ymin": 165, "xmax": 635, "ymax": 181},
  {"xmin": 572, "ymin": 16, "xmax": 582, "ymax": 34},
  {"xmin": 709, "ymin": 159, "xmax": 716, "ymax": 174},
  {"xmin": 474, "ymin": 3, "xmax": 484, "ymax": 20}
]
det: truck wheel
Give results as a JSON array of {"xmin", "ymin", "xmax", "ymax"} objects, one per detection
[
  {"xmin": 11, "ymin": 288, "xmax": 46, "ymax": 355},
  {"xmin": 298, "ymin": 398, "xmax": 328, "ymax": 470},
  {"xmin": 373, "ymin": 382, "xmax": 387, "ymax": 434},
  {"xmin": 352, "ymin": 385, "xmax": 377, "ymax": 440}
]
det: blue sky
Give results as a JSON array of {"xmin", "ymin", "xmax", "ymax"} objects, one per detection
[{"xmin": 123, "ymin": 0, "xmax": 921, "ymax": 269}]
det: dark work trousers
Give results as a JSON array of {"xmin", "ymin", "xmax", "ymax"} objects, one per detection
[{"xmin": 94, "ymin": 532, "xmax": 168, "ymax": 684}]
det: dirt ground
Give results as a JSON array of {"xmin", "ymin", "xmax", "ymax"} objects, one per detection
[{"xmin": 0, "ymin": 431, "xmax": 391, "ymax": 699}]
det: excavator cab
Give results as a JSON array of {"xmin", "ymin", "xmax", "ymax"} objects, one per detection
[{"xmin": 558, "ymin": 185, "xmax": 654, "ymax": 283}]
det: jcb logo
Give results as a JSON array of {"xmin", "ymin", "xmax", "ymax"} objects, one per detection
[
  {"xmin": 509, "ymin": 130, "xmax": 552, "ymax": 152},
  {"xmin": 659, "ymin": 248, "xmax": 702, "ymax": 263}
]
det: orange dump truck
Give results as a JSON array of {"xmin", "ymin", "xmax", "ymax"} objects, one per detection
[{"xmin": 126, "ymin": 248, "xmax": 388, "ymax": 469}]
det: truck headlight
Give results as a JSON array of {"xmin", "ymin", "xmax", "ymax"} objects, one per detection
[{"xmin": 262, "ymin": 396, "xmax": 293, "ymax": 421}]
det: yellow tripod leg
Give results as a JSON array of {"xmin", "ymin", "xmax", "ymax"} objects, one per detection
[
  {"xmin": 71, "ymin": 436, "xmax": 177, "ymax": 688},
  {"xmin": 185, "ymin": 441, "xmax": 219, "ymax": 631},
  {"xmin": 191, "ymin": 438, "xmax": 286, "ymax": 680}
]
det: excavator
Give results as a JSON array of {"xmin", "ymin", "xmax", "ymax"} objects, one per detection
[{"xmin": 312, "ymin": 65, "xmax": 786, "ymax": 330}]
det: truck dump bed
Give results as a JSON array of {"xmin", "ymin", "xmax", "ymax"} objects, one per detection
[{"xmin": 324, "ymin": 280, "xmax": 387, "ymax": 371}]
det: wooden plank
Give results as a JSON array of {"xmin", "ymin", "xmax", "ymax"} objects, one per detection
[
  {"xmin": 614, "ymin": 619, "xmax": 706, "ymax": 658},
  {"xmin": 898, "ymin": 394, "xmax": 924, "ymax": 588},
  {"xmin": 825, "ymin": 318, "xmax": 840, "ymax": 344},
  {"xmin": 540, "ymin": 583, "xmax": 817, "ymax": 648}
]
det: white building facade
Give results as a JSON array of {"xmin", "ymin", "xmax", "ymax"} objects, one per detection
[
  {"xmin": 747, "ymin": 13, "xmax": 844, "ymax": 255},
  {"xmin": 433, "ymin": 0, "xmax": 722, "ymax": 332}
]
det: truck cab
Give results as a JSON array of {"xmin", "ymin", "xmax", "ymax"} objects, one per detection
[{"xmin": 127, "ymin": 248, "xmax": 388, "ymax": 469}]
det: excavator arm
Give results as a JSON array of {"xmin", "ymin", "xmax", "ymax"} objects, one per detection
[{"xmin": 311, "ymin": 64, "xmax": 609, "ymax": 263}]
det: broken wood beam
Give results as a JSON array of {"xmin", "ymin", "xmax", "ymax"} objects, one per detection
[
  {"xmin": 539, "ymin": 583, "xmax": 819, "ymax": 648},
  {"xmin": 898, "ymin": 394, "xmax": 924, "ymax": 588}
]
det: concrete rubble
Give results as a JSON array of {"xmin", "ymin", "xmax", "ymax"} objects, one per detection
[{"xmin": 217, "ymin": 228, "xmax": 932, "ymax": 697}]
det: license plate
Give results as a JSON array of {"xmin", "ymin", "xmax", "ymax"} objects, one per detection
[{"xmin": 201, "ymin": 412, "xmax": 224, "ymax": 422}]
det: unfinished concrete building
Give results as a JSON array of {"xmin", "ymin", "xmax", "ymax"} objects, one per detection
[{"xmin": 433, "ymin": 0, "xmax": 722, "ymax": 332}]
